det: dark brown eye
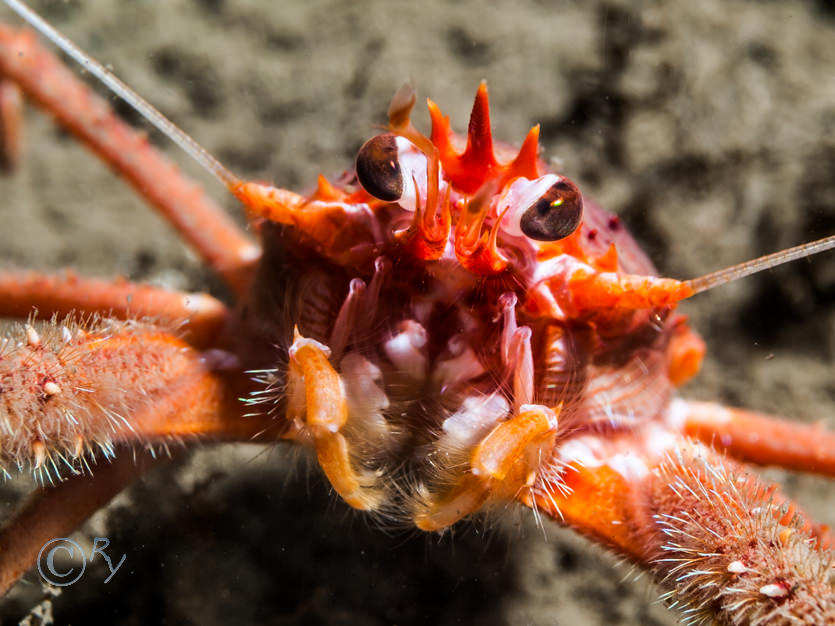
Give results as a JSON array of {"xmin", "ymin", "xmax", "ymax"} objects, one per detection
[
  {"xmin": 519, "ymin": 178, "xmax": 583, "ymax": 241},
  {"xmin": 356, "ymin": 133, "xmax": 403, "ymax": 202}
]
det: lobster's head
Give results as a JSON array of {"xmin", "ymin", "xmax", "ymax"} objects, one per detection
[
  {"xmin": 233, "ymin": 83, "xmax": 703, "ymax": 525},
  {"xmin": 234, "ymin": 82, "xmax": 662, "ymax": 323}
]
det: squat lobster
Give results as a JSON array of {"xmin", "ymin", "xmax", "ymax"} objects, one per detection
[{"xmin": 0, "ymin": 2, "xmax": 834, "ymax": 624}]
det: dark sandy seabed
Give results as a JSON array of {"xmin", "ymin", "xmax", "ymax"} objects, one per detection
[{"xmin": 0, "ymin": 1, "xmax": 833, "ymax": 624}]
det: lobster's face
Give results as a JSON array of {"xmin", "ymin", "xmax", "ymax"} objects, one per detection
[{"xmin": 240, "ymin": 83, "xmax": 687, "ymax": 525}]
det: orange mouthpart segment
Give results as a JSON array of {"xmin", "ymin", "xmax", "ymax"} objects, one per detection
[{"xmin": 415, "ymin": 405, "xmax": 558, "ymax": 531}]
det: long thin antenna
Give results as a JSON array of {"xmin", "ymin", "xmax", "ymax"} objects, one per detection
[
  {"xmin": 685, "ymin": 234, "xmax": 835, "ymax": 295},
  {"xmin": 2, "ymin": 0, "xmax": 241, "ymax": 189}
]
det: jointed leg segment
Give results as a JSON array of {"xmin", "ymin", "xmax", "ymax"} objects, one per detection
[
  {"xmin": 0, "ymin": 319, "xmax": 277, "ymax": 596},
  {"xmin": 0, "ymin": 270, "xmax": 229, "ymax": 347},
  {"xmin": 671, "ymin": 398, "xmax": 835, "ymax": 478}
]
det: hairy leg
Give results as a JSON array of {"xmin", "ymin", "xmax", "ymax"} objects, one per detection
[
  {"xmin": 0, "ymin": 317, "xmax": 282, "ymax": 595},
  {"xmin": 525, "ymin": 427, "xmax": 835, "ymax": 625}
]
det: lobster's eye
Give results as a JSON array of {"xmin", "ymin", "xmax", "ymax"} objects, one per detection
[
  {"xmin": 356, "ymin": 133, "xmax": 403, "ymax": 202},
  {"xmin": 519, "ymin": 178, "xmax": 583, "ymax": 241}
]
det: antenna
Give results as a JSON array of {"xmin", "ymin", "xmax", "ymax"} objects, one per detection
[
  {"xmin": 685, "ymin": 234, "xmax": 835, "ymax": 295},
  {"xmin": 2, "ymin": 0, "xmax": 241, "ymax": 189}
]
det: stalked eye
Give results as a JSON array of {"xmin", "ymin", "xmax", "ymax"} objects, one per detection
[
  {"xmin": 499, "ymin": 174, "xmax": 584, "ymax": 242},
  {"xmin": 519, "ymin": 178, "xmax": 583, "ymax": 241},
  {"xmin": 356, "ymin": 133, "xmax": 403, "ymax": 202}
]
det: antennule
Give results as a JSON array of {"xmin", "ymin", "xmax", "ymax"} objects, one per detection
[
  {"xmin": 685, "ymin": 234, "xmax": 835, "ymax": 295},
  {"xmin": 2, "ymin": 0, "xmax": 240, "ymax": 189}
]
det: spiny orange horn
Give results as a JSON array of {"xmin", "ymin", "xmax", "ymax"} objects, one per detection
[
  {"xmin": 429, "ymin": 82, "xmax": 497, "ymax": 194},
  {"xmin": 429, "ymin": 82, "xmax": 541, "ymax": 194},
  {"xmin": 461, "ymin": 81, "xmax": 497, "ymax": 172},
  {"xmin": 509, "ymin": 124, "xmax": 541, "ymax": 180}
]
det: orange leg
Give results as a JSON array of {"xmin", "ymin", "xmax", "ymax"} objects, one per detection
[
  {"xmin": 0, "ymin": 25, "xmax": 260, "ymax": 296},
  {"xmin": 0, "ymin": 318, "xmax": 281, "ymax": 595},
  {"xmin": 524, "ymin": 430, "xmax": 835, "ymax": 624},
  {"xmin": 670, "ymin": 399, "xmax": 835, "ymax": 478},
  {"xmin": 0, "ymin": 270, "xmax": 229, "ymax": 348},
  {"xmin": 0, "ymin": 319, "xmax": 253, "ymax": 464},
  {"xmin": 0, "ymin": 78, "xmax": 21, "ymax": 170}
]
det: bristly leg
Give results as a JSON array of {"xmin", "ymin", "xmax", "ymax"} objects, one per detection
[
  {"xmin": 0, "ymin": 315, "xmax": 275, "ymax": 484},
  {"xmin": 652, "ymin": 448, "xmax": 835, "ymax": 626},
  {"xmin": 527, "ymin": 431, "xmax": 835, "ymax": 626},
  {"xmin": 0, "ymin": 313, "xmax": 281, "ymax": 595}
]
